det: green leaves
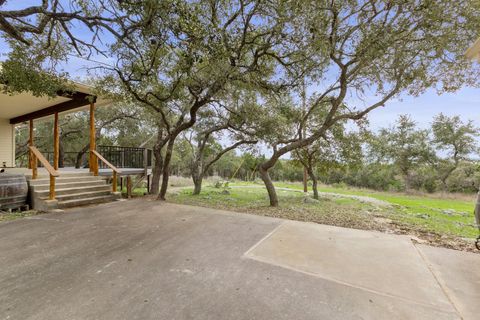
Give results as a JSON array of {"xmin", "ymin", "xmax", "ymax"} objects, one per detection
[
  {"xmin": 0, "ymin": 46, "xmax": 72, "ymax": 97},
  {"xmin": 432, "ymin": 113, "xmax": 479, "ymax": 159}
]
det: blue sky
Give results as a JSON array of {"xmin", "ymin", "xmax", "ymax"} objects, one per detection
[{"xmin": 366, "ymin": 87, "xmax": 480, "ymax": 130}]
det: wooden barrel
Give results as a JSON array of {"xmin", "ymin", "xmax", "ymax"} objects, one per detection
[{"xmin": 0, "ymin": 174, "xmax": 28, "ymax": 210}]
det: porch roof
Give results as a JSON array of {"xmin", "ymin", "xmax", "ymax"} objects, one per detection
[{"xmin": 0, "ymin": 82, "xmax": 110, "ymax": 125}]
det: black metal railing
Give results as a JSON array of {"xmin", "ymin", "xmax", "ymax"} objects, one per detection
[
  {"xmin": 15, "ymin": 146, "xmax": 152, "ymax": 169},
  {"xmin": 17, "ymin": 151, "xmax": 86, "ymax": 168},
  {"xmin": 97, "ymin": 146, "xmax": 152, "ymax": 169}
]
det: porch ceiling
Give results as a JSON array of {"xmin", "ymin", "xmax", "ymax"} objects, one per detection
[
  {"xmin": 0, "ymin": 82, "xmax": 110, "ymax": 124},
  {"xmin": 0, "ymin": 93, "xmax": 71, "ymax": 119}
]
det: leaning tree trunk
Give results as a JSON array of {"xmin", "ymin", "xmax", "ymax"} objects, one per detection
[
  {"xmin": 158, "ymin": 139, "xmax": 175, "ymax": 200},
  {"xmin": 58, "ymin": 140, "xmax": 65, "ymax": 168},
  {"xmin": 75, "ymin": 144, "xmax": 89, "ymax": 168},
  {"xmin": 258, "ymin": 166, "xmax": 279, "ymax": 207},
  {"xmin": 306, "ymin": 166, "xmax": 319, "ymax": 200},
  {"xmin": 149, "ymin": 144, "xmax": 164, "ymax": 195},
  {"xmin": 149, "ymin": 127, "xmax": 165, "ymax": 194},
  {"xmin": 150, "ymin": 152, "xmax": 163, "ymax": 195}
]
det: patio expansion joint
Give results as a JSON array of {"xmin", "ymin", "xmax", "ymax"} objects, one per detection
[
  {"xmin": 412, "ymin": 243, "xmax": 463, "ymax": 319},
  {"xmin": 242, "ymin": 221, "xmax": 285, "ymax": 258},
  {"xmin": 243, "ymin": 222, "xmax": 459, "ymax": 315}
]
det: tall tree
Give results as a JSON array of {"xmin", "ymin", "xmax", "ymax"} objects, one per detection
[
  {"xmin": 0, "ymin": 1, "xmax": 131, "ymax": 97},
  {"xmin": 97, "ymin": 0, "xmax": 304, "ymax": 200},
  {"xmin": 431, "ymin": 113, "xmax": 479, "ymax": 189},
  {"xmin": 295, "ymin": 126, "xmax": 363, "ymax": 200},
  {"xmin": 185, "ymin": 94, "xmax": 261, "ymax": 194},
  {"xmin": 255, "ymin": 0, "xmax": 480, "ymax": 206},
  {"xmin": 372, "ymin": 115, "xmax": 434, "ymax": 190},
  {"xmin": 0, "ymin": 0, "xmax": 123, "ymax": 50}
]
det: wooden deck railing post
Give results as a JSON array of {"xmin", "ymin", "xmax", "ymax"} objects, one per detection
[
  {"xmin": 32, "ymin": 153, "xmax": 38, "ymax": 179},
  {"xmin": 126, "ymin": 176, "xmax": 132, "ymax": 198},
  {"xmin": 113, "ymin": 171, "xmax": 117, "ymax": 193},
  {"xmin": 91, "ymin": 150, "xmax": 121, "ymax": 193}
]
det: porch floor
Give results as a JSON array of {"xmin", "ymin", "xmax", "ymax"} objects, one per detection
[{"xmin": 4, "ymin": 167, "xmax": 151, "ymax": 178}]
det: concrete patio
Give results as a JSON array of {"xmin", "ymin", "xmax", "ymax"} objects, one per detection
[{"xmin": 0, "ymin": 199, "xmax": 478, "ymax": 319}]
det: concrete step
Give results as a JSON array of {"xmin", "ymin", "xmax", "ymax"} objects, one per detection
[
  {"xmin": 58, "ymin": 194, "xmax": 120, "ymax": 209},
  {"xmin": 40, "ymin": 190, "xmax": 113, "ymax": 201},
  {"xmin": 33, "ymin": 185, "xmax": 112, "ymax": 197},
  {"xmin": 31, "ymin": 180, "xmax": 107, "ymax": 191},
  {"xmin": 29, "ymin": 176, "xmax": 104, "ymax": 186}
]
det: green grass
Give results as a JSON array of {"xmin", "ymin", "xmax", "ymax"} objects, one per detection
[
  {"xmin": 311, "ymin": 184, "xmax": 477, "ymax": 239},
  {"xmin": 0, "ymin": 210, "xmax": 39, "ymax": 222},
  {"xmin": 171, "ymin": 185, "xmax": 384, "ymax": 232},
  {"xmin": 120, "ymin": 186, "xmax": 148, "ymax": 196},
  {"xmin": 169, "ymin": 181, "xmax": 478, "ymax": 241}
]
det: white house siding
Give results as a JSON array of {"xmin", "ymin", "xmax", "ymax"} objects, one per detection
[{"xmin": 0, "ymin": 118, "xmax": 15, "ymax": 167}]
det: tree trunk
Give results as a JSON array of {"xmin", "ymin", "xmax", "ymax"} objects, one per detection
[
  {"xmin": 150, "ymin": 153, "xmax": 163, "ymax": 195},
  {"xmin": 192, "ymin": 173, "xmax": 203, "ymax": 195},
  {"xmin": 75, "ymin": 144, "xmax": 89, "ymax": 168},
  {"xmin": 440, "ymin": 165, "xmax": 456, "ymax": 191},
  {"xmin": 149, "ymin": 127, "xmax": 166, "ymax": 195},
  {"xmin": 307, "ymin": 167, "xmax": 318, "ymax": 200},
  {"xmin": 258, "ymin": 166, "xmax": 278, "ymax": 207},
  {"xmin": 59, "ymin": 140, "xmax": 65, "ymax": 168},
  {"xmin": 191, "ymin": 158, "xmax": 204, "ymax": 195},
  {"xmin": 158, "ymin": 138, "xmax": 175, "ymax": 200},
  {"xmin": 401, "ymin": 168, "xmax": 411, "ymax": 191}
]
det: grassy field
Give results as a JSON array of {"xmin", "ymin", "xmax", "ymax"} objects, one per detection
[
  {"xmin": 169, "ymin": 180, "xmax": 479, "ymax": 251},
  {"xmin": 272, "ymin": 181, "xmax": 477, "ymax": 237}
]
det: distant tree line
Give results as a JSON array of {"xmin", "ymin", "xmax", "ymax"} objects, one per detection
[
  {"xmin": 16, "ymin": 105, "xmax": 480, "ymax": 196},
  {"xmin": 171, "ymin": 113, "xmax": 480, "ymax": 196}
]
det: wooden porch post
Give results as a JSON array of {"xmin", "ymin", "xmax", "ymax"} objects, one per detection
[
  {"xmin": 89, "ymin": 102, "xmax": 98, "ymax": 175},
  {"xmin": 126, "ymin": 175, "xmax": 132, "ymax": 199},
  {"xmin": 53, "ymin": 112, "xmax": 59, "ymax": 170},
  {"xmin": 28, "ymin": 119, "xmax": 33, "ymax": 169},
  {"xmin": 49, "ymin": 112, "xmax": 59, "ymax": 199}
]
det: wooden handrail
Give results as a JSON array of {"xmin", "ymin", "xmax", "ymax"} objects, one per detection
[
  {"xmin": 29, "ymin": 146, "xmax": 59, "ymax": 177},
  {"xmin": 91, "ymin": 150, "xmax": 121, "ymax": 192},
  {"xmin": 91, "ymin": 150, "xmax": 121, "ymax": 173},
  {"xmin": 29, "ymin": 146, "xmax": 59, "ymax": 200}
]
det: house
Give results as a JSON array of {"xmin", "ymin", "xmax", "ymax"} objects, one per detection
[
  {"xmin": 0, "ymin": 83, "xmax": 108, "ymax": 168},
  {"xmin": 0, "ymin": 83, "xmax": 151, "ymax": 210}
]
